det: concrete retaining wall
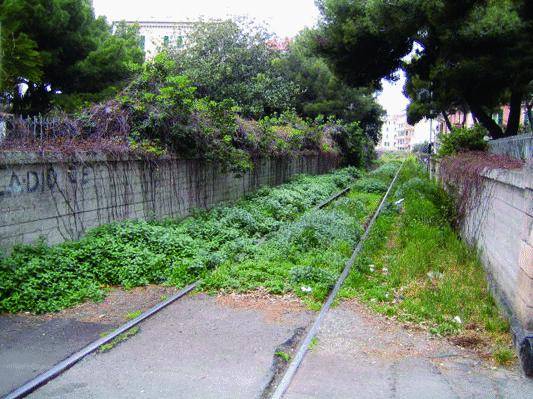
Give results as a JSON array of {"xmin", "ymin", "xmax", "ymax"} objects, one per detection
[
  {"xmin": 460, "ymin": 168, "xmax": 532, "ymax": 331},
  {"xmin": 0, "ymin": 153, "xmax": 339, "ymax": 251},
  {"xmin": 432, "ymin": 159, "xmax": 533, "ymax": 374}
]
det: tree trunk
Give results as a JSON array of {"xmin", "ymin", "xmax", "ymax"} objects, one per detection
[
  {"xmin": 505, "ymin": 91, "xmax": 523, "ymax": 136},
  {"xmin": 441, "ymin": 111, "xmax": 453, "ymax": 132},
  {"xmin": 467, "ymin": 101, "xmax": 504, "ymax": 139}
]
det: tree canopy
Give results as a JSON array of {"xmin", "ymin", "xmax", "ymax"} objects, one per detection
[
  {"xmin": 168, "ymin": 19, "xmax": 298, "ymax": 119},
  {"xmin": 0, "ymin": 0, "xmax": 144, "ymax": 114},
  {"xmin": 279, "ymin": 30, "xmax": 384, "ymax": 142},
  {"xmin": 313, "ymin": 0, "xmax": 533, "ymax": 138}
]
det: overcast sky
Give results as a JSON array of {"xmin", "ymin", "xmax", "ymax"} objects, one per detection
[{"xmin": 92, "ymin": 0, "xmax": 408, "ymax": 117}]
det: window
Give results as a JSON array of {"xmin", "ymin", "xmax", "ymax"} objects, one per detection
[
  {"xmin": 139, "ymin": 35, "xmax": 145, "ymax": 50},
  {"xmin": 163, "ymin": 35, "xmax": 169, "ymax": 46},
  {"xmin": 176, "ymin": 35, "xmax": 184, "ymax": 47}
]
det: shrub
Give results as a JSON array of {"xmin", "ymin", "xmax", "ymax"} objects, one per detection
[
  {"xmin": 290, "ymin": 265, "xmax": 337, "ymax": 287},
  {"xmin": 370, "ymin": 162, "xmax": 399, "ymax": 180},
  {"xmin": 437, "ymin": 125, "xmax": 488, "ymax": 157},
  {"xmin": 274, "ymin": 209, "xmax": 359, "ymax": 250},
  {"xmin": 353, "ymin": 178, "xmax": 388, "ymax": 194}
]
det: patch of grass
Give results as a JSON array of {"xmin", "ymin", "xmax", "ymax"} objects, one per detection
[
  {"xmin": 275, "ymin": 350, "xmax": 291, "ymax": 362},
  {"xmin": 99, "ymin": 326, "xmax": 140, "ymax": 353},
  {"xmin": 340, "ymin": 158, "xmax": 513, "ymax": 363},
  {"xmin": 308, "ymin": 337, "xmax": 319, "ymax": 350},
  {"xmin": 126, "ymin": 310, "xmax": 142, "ymax": 320},
  {"xmin": 493, "ymin": 346, "xmax": 515, "ymax": 366}
]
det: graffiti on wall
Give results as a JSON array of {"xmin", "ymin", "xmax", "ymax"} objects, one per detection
[{"xmin": 0, "ymin": 165, "xmax": 91, "ymax": 199}]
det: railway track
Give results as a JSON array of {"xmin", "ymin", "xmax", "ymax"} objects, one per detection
[
  {"xmin": 3, "ymin": 177, "xmax": 357, "ymax": 399},
  {"xmin": 269, "ymin": 161, "xmax": 404, "ymax": 399}
]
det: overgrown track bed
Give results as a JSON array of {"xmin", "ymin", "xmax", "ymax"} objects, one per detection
[
  {"xmin": 2, "ymin": 168, "xmax": 368, "ymax": 399},
  {"xmin": 0, "ymin": 167, "xmax": 361, "ymax": 315},
  {"xmin": 2, "ymin": 161, "xmax": 403, "ymax": 398},
  {"xmin": 268, "ymin": 161, "xmax": 404, "ymax": 399}
]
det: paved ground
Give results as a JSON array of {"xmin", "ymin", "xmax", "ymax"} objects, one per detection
[
  {"xmin": 284, "ymin": 299, "xmax": 533, "ymax": 399},
  {"xmin": 4, "ymin": 291, "xmax": 533, "ymax": 398},
  {"xmin": 0, "ymin": 314, "xmax": 112, "ymax": 396},
  {"xmin": 0, "ymin": 285, "xmax": 178, "ymax": 397},
  {"xmin": 27, "ymin": 292, "xmax": 313, "ymax": 399}
]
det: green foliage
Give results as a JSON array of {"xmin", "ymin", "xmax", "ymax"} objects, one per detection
[
  {"xmin": 168, "ymin": 19, "xmax": 298, "ymax": 119},
  {"xmin": 437, "ymin": 125, "xmax": 489, "ymax": 157},
  {"xmin": 278, "ymin": 31, "xmax": 384, "ymax": 142},
  {"xmin": 107, "ymin": 54, "xmax": 355, "ymax": 172},
  {"xmin": 0, "ymin": 168, "xmax": 358, "ymax": 314},
  {"xmin": 202, "ymin": 169, "xmax": 394, "ymax": 302},
  {"xmin": 99, "ymin": 326, "xmax": 140, "ymax": 352},
  {"xmin": 275, "ymin": 351, "xmax": 291, "ymax": 362},
  {"xmin": 353, "ymin": 178, "xmax": 388, "ymax": 194},
  {"xmin": 0, "ymin": 0, "xmax": 144, "ymax": 114},
  {"xmin": 493, "ymin": 346, "xmax": 515, "ymax": 366},
  {"xmin": 340, "ymin": 157, "xmax": 511, "ymax": 360},
  {"xmin": 329, "ymin": 120, "xmax": 376, "ymax": 167},
  {"xmin": 370, "ymin": 162, "xmax": 401, "ymax": 181}
]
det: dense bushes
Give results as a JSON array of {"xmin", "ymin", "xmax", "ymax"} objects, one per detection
[
  {"xmin": 3, "ymin": 17, "xmax": 383, "ymax": 173},
  {"xmin": 0, "ymin": 167, "xmax": 360, "ymax": 314},
  {"xmin": 169, "ymin": 19, "xmax": 298, "ymax": 119},
  {"xmin": 67, "ymin": 53, "xmax": 367, "ymax": 173},
  {"xmin": 437, "ymin": 125, "xmax": 489, "ymax": 157}
]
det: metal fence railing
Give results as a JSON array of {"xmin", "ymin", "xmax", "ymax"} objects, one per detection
[
  {"xmin": 0, "ymin": 113, "xmax": 84, "ymax": 145},
  {"xmin": 488, "ymin": 134, "xmax": 532, "ymax": 160}
]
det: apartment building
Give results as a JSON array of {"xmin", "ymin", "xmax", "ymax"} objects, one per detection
[{"xmin": 119, "ymin": 20, "xmax": 195, "ymax": 58}]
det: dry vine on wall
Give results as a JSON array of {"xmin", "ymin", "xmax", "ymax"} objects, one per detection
[{"xmin": 439, "ymin": 152, "xmax": 524, "ymax": 236}]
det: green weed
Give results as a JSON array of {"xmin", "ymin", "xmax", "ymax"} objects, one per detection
[
  {"xmin": 0, "ymin": 167, "xmax": 361, "ymax": 314},
  {"xmin": 275, "ymin": 351, "xmax": 291, "ymax": 362},
  {"xmin": 493, "ymin": 346, "xmax": 515, "ymax": 366},
  {"xmin": 126, "ymin": 310, "xmax": 142, "ymax": 320},
  {"xmin": 99, "ymin": 326, "xmax": 140, "ymax": 353},
  {"xmin": 341, "ymin": 157, "xmax": 513, "ymax": 363}
]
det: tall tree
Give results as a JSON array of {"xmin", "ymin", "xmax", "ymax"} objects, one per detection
[
  {"xmin": 168, "ymin": 19, "xmax": 298, "ymax": 119},
  {"xmin": 0, "ymin": 0, "xmax": 144, "ymax": 114},
  {"xmin": 279, "ymin": 30, "xmax": 384, "ymax": 142},
  {"xmin": 313, "ymin": 0, "xmax": 533, "ymax": 138}
]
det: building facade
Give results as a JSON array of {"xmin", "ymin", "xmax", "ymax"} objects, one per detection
[
  {"xmin": 378, "ymin": 113, "xmax": 420, "ymax": 151},
  {"xmin": 120, "ymin": 20, "xmax": 195, "ymax": 58}
]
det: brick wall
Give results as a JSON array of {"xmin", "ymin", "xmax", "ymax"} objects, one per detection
[{"xmin": 0, "ymin": 153, "xmax": 339, "ymax": 251}]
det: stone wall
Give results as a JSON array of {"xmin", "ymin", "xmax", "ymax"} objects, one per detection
[{"xmin": 0, "ymin": 153, "xmax": 339, "ymax": 251}]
